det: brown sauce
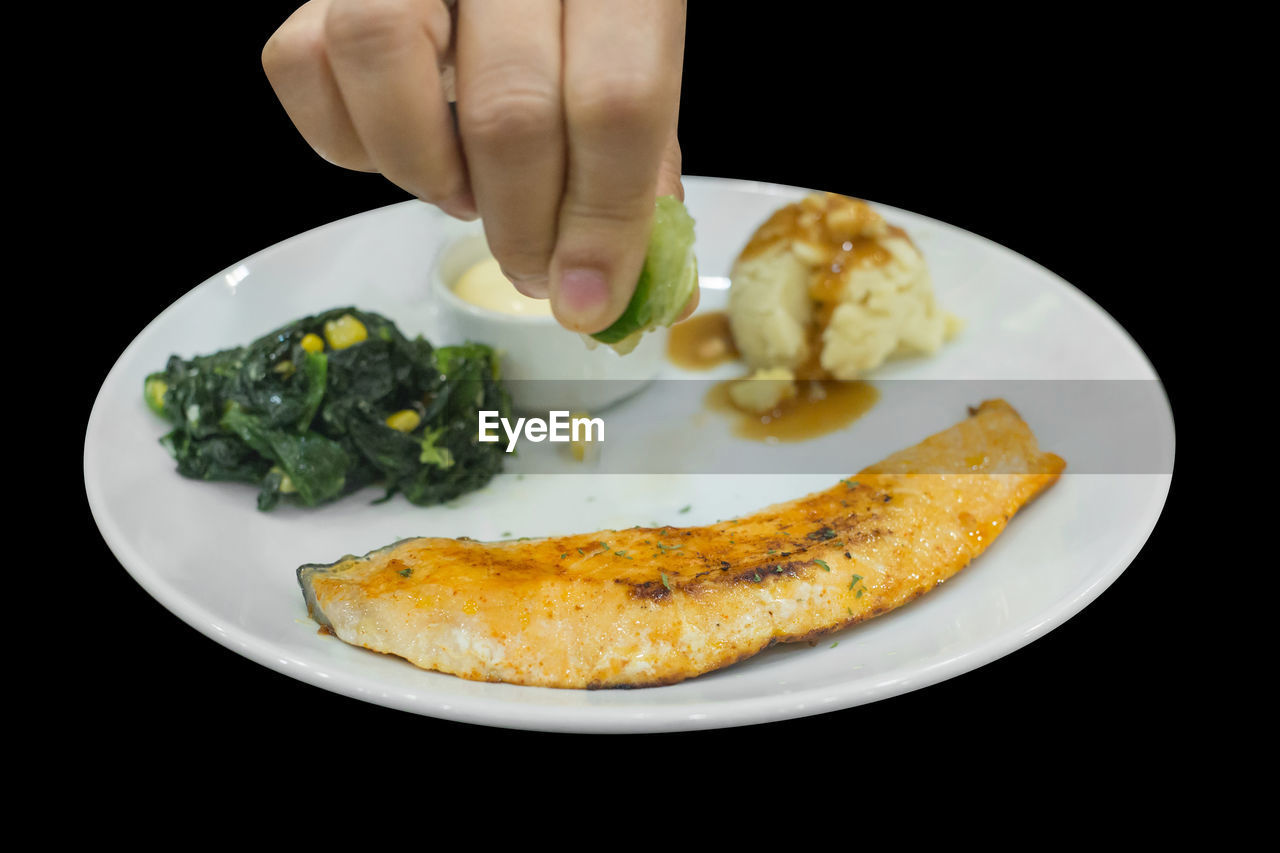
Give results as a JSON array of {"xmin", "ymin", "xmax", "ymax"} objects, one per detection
[
  {"xmin": 737, "ymin": 193, "xmax": 910, "ymax": 382},
  {"xmin": 802, "ymin": 228, "xmax": 908, "ymax": 378},
  {"xmin": 707, "ymin": 379, "xmax": 879, "ymax": 443},
  {"xmin": 666, "ymin": 311, "xmax": 739, "ymax": 370},
  {"xmin": 739, "ymin": 193, "xmax": 905, "ymax": 263}
]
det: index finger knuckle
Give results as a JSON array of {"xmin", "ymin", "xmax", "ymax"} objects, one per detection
[{"xmin": 458, "ymin": 77, "xmax": 559, "ymax": 148}]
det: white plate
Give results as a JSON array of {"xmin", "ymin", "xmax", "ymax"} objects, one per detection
[{"xmin": 84, "ymin": 177, "xmax": 1174, "ymax": 733}]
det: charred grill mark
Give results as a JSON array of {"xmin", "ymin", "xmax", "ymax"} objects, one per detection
[
  {"xmin": 642, "ymin": 517, "xmax": 895, "ymax": 592},
  {"xmin": 731, "ymin": 560, "xmax": 807, "ymax": 585},
  {"xmin": 844, "ymin": 527, "xmax": 888, "ymax": 545},
  {"xmin": 623, "ymin": 578, "xmax": 673, "ymax": 601}
]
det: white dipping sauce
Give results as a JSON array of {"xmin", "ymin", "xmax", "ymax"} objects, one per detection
[{"xmin": 452, "ymin": 257, "xmax": 553, "ymax": 317}]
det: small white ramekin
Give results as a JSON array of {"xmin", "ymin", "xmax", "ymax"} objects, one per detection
[{"xmin": 432, "ymin": 223, "xmax": 667, "ymax": 414}]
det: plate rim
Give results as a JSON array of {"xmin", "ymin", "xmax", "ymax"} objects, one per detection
[{"xmin": 84, "ymin": 175, "xmax": 1175, "ymax": 733}]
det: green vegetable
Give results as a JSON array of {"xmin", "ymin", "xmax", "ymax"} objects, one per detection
[
  {"xmin": 589, "ymin": 195, "xmax": 698, "ymax": 354},
  {"xmin": 144, "ymin": 307, "xmax": 510, "ymax": 511}
]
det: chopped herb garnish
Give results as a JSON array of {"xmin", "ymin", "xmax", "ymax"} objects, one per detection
[
  {"xmin": 679, "ymin": 504, "xmax": 691, "ymax": 514},
  {"xmin": 753, "ymin": 572, "xmax": 762, "ymax": 582},
  {"xmin": 660, "ymin": 573, "xmax": 671, "ymax": 590},
  {"xmin": 397, "ymin": 567, "xmax": 413, "ymax": 578},
  {"xmin": 848, "ymin": 573, "xmax": 863, "ymax": 590},
  {"xmin": 842, "ymin": 479, "xmax": 860, "ymax": 489},
  {"xmin": 814, "ymin": 559, "xmax": 830, "ymax": 571},
  {"xmin": 830, "ymin": 641, "xmax": 839, "ymax": 648}
]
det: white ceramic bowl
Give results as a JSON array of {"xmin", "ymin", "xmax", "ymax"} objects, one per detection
[{"xmin": 432, "ymin": 222, "xmax": 668, "ymax": 414}]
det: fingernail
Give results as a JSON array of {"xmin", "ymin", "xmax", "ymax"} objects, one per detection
[
  {"xmin": 505, "ymin": 271, "xmax": 549, "ymax": 299},
  {"xmin": 557, "ymin": 268, "xmax": 610, "ymax": 325}
]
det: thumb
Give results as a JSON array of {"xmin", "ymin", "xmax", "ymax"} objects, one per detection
[{"xmin": 548, "ymin": 180, "xmax": 658, "ymax": 334}]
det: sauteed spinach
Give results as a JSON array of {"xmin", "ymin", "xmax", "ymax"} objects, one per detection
[{"xmin": 144, "ymin": 307, "xmax": 510, "ymax": 511}]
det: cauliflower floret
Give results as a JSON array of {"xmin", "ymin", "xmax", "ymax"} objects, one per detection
[
  {"xmin": 728, "ymin": 193, "xmax": 960, "ymax": 381},
  {"xmin": 727, "ymin": 243, "xmax": 812, "ymax": 372},
  {"xmin": 728, "ymin": 367, "xmax": 798, "ymax": 414},
  {"xmin": 820, "ymin": 235, "xmax": 957, "ymax": 378}
]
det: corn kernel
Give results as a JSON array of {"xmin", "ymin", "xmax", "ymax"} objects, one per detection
[
  {"xmin": 300, "ymin": 333, "xmax": 324, "ymax": 353},
  {"xmin": 323, "ymin": 314, "xmax": 368, "ymax": 350},
  {"xmin": 569, "ymin": 410, "xmax": 592, "ymax": 462},
  {"xmin": 386, "ymin": 409, "xmax": 421, "ymax": 432},
  {"xmin": 144, "ymin": 376, "xmax": 168, "ymax": 415},
  {"xmin": 270, "ymin": 466, "xmax": 297, "ymax": 494}
]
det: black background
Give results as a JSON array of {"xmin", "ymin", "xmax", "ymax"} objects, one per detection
[{"xmin": 69, "ymin": 4, "xmax": 1197, "ymax": 784}]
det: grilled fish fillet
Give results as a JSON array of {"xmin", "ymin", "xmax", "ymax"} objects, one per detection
[{"xmin": 299, "ymin": 399, "xmax": 1064, "ymax": 688}]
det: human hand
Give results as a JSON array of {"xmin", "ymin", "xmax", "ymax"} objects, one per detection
[{"xmin": 262, "ymin": 0, "xmax": 695, "ymax": 333}]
